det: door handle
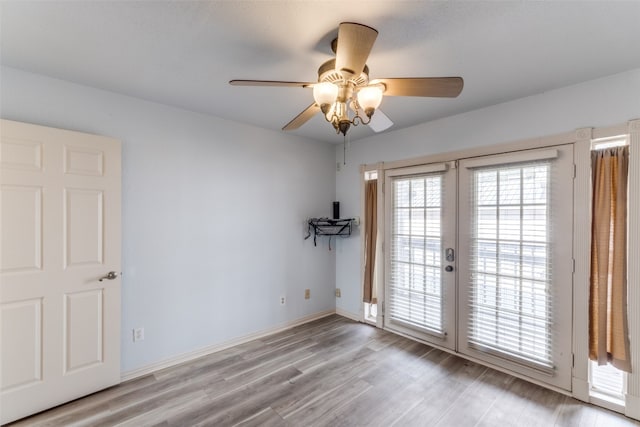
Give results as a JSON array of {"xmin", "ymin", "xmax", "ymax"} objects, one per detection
[
  {"xmin": 445, "ymin": 265, "xmax": 454, "ymax": 272},
  {"xmin": 99, "ymin": 271, "xmax": 118, "ymax": 282}
]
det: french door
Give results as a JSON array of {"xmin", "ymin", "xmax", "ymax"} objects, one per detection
[
  {"xmin": 384, "ymin": 162, "xmax": 457, "ymax": 350},
  {"xmin": 458, "ymin": 146, "xmax": 574, "ymax": 390},
  {"xmin": 383, "ymin": 145, "xmax": 574, "ymax": 390}
]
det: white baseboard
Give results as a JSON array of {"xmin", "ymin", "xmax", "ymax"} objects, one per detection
[
  {"xmin": 120, "ymin": 309, "xmax": 335, "ymax": 382},
  {"xmin": 335, "ymin": 307, "xmax": 362, "ymax": 322},
  {"xmin": 625, "ymin": 393, "xmax": 640, "ymax": 421},
  {"xmin": 572, "ymin": 377, "xmax": 590, "ymax": 402}
]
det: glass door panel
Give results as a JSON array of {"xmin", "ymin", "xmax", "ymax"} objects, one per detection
[
  {"xmin": 384, "ymin": 163, "xmax": 456, "ymax": 350},
  {"xmin": 458, "ymin": 145, "xmax": 574, "ymax": 390}
]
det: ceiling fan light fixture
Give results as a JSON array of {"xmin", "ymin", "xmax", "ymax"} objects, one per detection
[
  {"xmin": 357, "ymin": 85, "xmax": 383, "ymax": 114},
  {"xmin": 313, "ymin": 82, "xmax": 339, "ymax": 109}
]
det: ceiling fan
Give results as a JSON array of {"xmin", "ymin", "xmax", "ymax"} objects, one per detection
[{"xmin": 230, "ymin": 22, "xmax": 463, "ymax": 137}]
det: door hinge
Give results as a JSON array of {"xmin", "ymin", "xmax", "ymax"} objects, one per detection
[
  {"xmin": 381, "ymin": 242, "xmax": 384, "ymax": 253},
  {"xmin": 382, "ymin": 182, "xmax": 385, "ymax": 194},
  {"xmin": 381, "ymin": 301, "xmax": 385, "ymax": 315},
  {"xmin": 573, "ymin": 164, "xmax": 577, "ymax": 179},
  {"xmin": 572, "ymin": 353, "xmax": 575, "ymax": 367},
  {"xmin": 572, "ymin": 258, "xmax": 576, "ymax": 273}
]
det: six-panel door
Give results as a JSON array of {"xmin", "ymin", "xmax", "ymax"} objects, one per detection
[{"xmin": 0, "ymin": 119, "xmax": 121, "ymax": 424}]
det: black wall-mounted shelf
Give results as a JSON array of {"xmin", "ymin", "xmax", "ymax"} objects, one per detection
[{"xmin": 305, "ymin": 218, "xmax": 354, "ymax": 249}]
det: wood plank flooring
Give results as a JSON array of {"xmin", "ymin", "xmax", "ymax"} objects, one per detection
[{"xmin": 8, "ymin": 315, "xmax": 639, "ymax": 427}]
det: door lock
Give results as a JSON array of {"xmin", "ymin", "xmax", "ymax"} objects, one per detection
[
  {"xmin": 445, "ymin": 265, "xmax": 454, "ymax": 272},
  {"xmin": 445, "ymin": 248, "xmax": 455, "ymax": 262}
]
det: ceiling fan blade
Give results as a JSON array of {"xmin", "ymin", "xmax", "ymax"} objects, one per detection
[
  {"xmin": 368, "ymin": 109, "xmax": 394, "ymax": 133},
  {"xmin": 229, "ymin": 80, "xmax": 314, "ymax": 88},
  {"xmin": 282, "ymin": 103, "xmax": 321, "ymax": 130},
  {"xmin": 373, "ymin": 77, "xmax": 464, "ymax": 98},
  {"xmin": 335, "ymin": 22, "xmax": 378, "ymax": 77}
]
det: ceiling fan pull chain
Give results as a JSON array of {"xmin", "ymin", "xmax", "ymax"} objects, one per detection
[{"xmin": 343, "ymin": 133, "xmax": 347, "ymax": 165}]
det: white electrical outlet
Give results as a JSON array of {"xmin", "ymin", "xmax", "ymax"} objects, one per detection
[
  {"xmin": 280, "ymin": 296, "xmax": 286, "ymax": 305},
  {"xmin": 133, "ymin": 327, "xmax": 145, "ymax": 342}
]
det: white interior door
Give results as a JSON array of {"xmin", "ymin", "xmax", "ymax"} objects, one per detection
[
  {"xmin": 384, "ymin": 162, "xmax": 457, "ymax": 350},
  {"xmin": 1, "ymin": 119, "xmax": 121, "ymax": 424},
  {"xmin": 457, "ymin": 145, "xmax": 574, "ymax": 390}
]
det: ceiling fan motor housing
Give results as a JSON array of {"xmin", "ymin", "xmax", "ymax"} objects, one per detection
[{"xmin": 318, "ymin": 59, "xmax": 369, "ymax": 87}]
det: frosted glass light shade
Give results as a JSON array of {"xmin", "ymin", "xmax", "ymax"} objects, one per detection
[
  {"xmin": 313, "ymin": 82, "xmax": 338, "ymax": 106},
  {"xmin": 357, "ymin": 86, "xmax": 383, "ymax": 110}
]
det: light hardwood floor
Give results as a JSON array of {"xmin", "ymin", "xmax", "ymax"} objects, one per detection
[{"xmin": 8, "ymin": 315, "xmax": 639, "ymax": 427}]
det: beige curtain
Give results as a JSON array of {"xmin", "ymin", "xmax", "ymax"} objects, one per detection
[
  {"xmin": 363, "ymin": 179, "xmax": 377, "ymax": 304},
  {"xmin": 589, "ymin": 146, "xmax": 631, "ymax": 372}
]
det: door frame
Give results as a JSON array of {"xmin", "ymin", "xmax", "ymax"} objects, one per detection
[{"xmin": 370, "ymin": 141, "xmax": 577, "ymax": 393}]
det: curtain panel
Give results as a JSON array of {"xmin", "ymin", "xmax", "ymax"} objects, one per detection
[
  {"xmin": 589, "ymin": 146, "xmax": 631, "ymax": 372},
  {"xmin": 363, "ymin": 179, "xmax": 378, "ymax": 304}
]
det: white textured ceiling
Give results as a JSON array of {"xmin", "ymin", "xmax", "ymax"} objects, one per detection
[{"xmin": 2, "ymin": 1, "xmax": 640, "ymax": 143}]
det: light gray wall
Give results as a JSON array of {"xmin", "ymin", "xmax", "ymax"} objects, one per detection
[
  {"xmin": 335, "ymin": 68, "xmax": 640, "ymax": 318},
  {"xmin": 0, "ymin": 66, "xmax": 337, "ymax": 373}
]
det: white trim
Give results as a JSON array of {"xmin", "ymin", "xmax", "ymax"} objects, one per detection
[
  {"xmin": 336, "ymin": 307, "xmax": 362, "ymax": 322},
  {"xmin": 120, "ymin": 310, "xmax": 335, "ymax": 382},
  {"xmin": 593, "ymin": 123, "xmax": 629, "ymax": 140},
  {"xmin": 625, "ymin": 118, "xmax": 640, "ymax": 421},
  {"xmin": 375, "ymin": 163, "xmax": 385, "ymax": 329},
  {"xmin": 625, "ymin": 393, "xmax": 640, "ymax": 420},
  {"xmin": 385, "ymin": 162, "xmax": 448, "ymax": 176},
  {"xmin": 358, "ymin": 163, "xmax": 367, "ymax": 323},
  {"xmin": 360, "ymin": 162, "xmax": 385, "ymax": 329},
  {"xmin": 590, "ymin": 394, "xmax": 625, "ymax": 414},
  {"xmin": 573, "ymin": 377, "xmax": 590, "ymax": 402},
  {"xmin": 460, "ymin": 148, "xmax": 559, "ymax": 169},
  {"xmin": 382, "ymin": 131, "xmax": 575, "ymax": 171},
  {"xmin": 572, "ymin": 127, "xmax": 593, "ymax": 403}
]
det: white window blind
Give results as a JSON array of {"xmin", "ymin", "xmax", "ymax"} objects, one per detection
[
  {"xmin": 390, "ymin": 173, "xmax": 443, "ymax": 334},
  {"xmin": 468, "ymin": 161, "xmax": 554, "ymax": 371},
  {"xmin": 590, "ymin": 361, "xmax": 625, "ymax": 401}
]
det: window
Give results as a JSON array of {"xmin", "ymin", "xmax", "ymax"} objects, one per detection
[
  {"xmin": 588, "ymin": 135, "xmax": 629, "ymax": 406},
  {"xmin": 363, "ymin": 169, "xmax": 379, "ymax": 324},
  {"xmin": 590, "ymin": 361, "xmax": 625, "ymax": 402},
  {"xmin": 389, "ymin": 173, "xmax": 444, "ymax": 334},
  {"xmin": 467, "ymin": 161, "xmax": 554, "ymax": 370},
  {"xmin": 458, "ymin": 146, "xmax": 573, "ymax": 390}
]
